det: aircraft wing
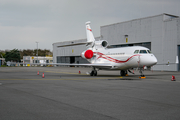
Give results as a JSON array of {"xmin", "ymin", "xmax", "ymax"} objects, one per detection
[
  {"xmin": 155, "ymin": 56, "xmax": 179, "ymax": 65},
  {"xmin": 23, "ymin": 63, "xmax": 113, "ymax": 68},
  {"xmin": 53, "ymin": 63, "xmax": 112, "ymax": 67},
  {"xmin": 156, "ymin": 62, "xmax": 177, "ymax": 65}
]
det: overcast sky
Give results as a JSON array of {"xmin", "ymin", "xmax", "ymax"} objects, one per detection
[{"xmin": 0, "ymin": 0, "xmax": 180, "ymax": 51}]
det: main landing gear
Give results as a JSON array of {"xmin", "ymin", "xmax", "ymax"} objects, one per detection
[
  {"xmin": 90, "ymin": 67, "xmax": 97, "ymax": 76},
  {"xmin": 120, "ymin": 70, "xmax": 127, "ymax": 76}
]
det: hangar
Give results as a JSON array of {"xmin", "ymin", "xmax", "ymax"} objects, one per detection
[{"xmin": 53, "ymin": 13, "xmax": 180, "ymax": 71}]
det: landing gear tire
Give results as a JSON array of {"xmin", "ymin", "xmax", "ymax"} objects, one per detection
[
  {"xmin": 90, "ymin": 71, "xmax": 94, "ymax": 76},
  {"xmin": 90, "ymin": 68, "xmax": 97, "ymax": 76},
  {"xmin": 120, "ymin": 70, "xmax": 127, "ymax": 76},
  {"xmin": 139, "ymin": 67, "xmax": 146, "ymax": 78},
  {"xmin": 94, "ymin": 70, "xmax": 97, "ymax": 76}
]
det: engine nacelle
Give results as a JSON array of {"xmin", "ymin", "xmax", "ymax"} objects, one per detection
[
  {"xmin": 81, "ymin": 49, "xmax": 93, "ymax": 59},
  {"xmin": 94, "ymin": 40, "xmax": 108, "ymax": 49}
]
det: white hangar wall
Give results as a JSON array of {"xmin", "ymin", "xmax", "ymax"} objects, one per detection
[
  {"xmin": 100, "ymin": 13, "xmax": 180, "ymax": 71},
  {"xmin": 53, "ymin": 13, "xmax": 180, "ymax": 71}
]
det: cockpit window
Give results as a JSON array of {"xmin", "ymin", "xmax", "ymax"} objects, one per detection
[
  {"xmin": 140, "ymin": 50, "xmax": 147, "ymax": 54},
  {"xmin": 134, "ymin": 50, "xmax": 152, "ymax": 54},
  {"xmin": 147, "ymin": 50, "xmax": 152, "ymax": 54},
  {"xmin": 134, "ymin": 50, "xmax": 139, "ymax": 54}
]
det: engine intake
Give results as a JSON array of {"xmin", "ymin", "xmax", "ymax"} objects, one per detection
[{"xmin": 94, "ymin": 40, "xmax": 108, "ymax": 48}]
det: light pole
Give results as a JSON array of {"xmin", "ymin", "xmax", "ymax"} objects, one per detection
[{"xmin": 36, "ymin": 42, "xmax": 38, "ymax": 63}]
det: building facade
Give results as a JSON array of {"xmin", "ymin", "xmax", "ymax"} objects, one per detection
[
  {"xmin": 23, "ymin": 56, "xmax": 53, "ymax": 66},
  {"xmin": 53, "ymin": 13, "xmax": 180, "ymax": 71}
]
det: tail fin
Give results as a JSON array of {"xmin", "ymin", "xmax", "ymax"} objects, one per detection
[{"xmin": 86, "ymin": 21, "xmax": 95, "ymax": 43}]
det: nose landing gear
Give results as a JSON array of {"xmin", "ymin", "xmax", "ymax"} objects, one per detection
[{"xmin": 139, "ymin": 68, "xmax": 146, "ymax": 79}]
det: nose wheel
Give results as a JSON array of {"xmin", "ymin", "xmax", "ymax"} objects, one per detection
[{"xmin": 139, "ymin": 68, "xmax": 146, "ymax": 78}]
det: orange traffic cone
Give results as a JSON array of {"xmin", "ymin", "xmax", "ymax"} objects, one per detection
[
  {"xmin": 37, "ymin": 71, "xmax": 39, "ymax": 75},
  {"xmin": 42, "ymin": 73, "xmax": 45, "ymax": 78},
  {"xmin": 79, "ymin": 71, "xmax": 81, "ymax": 74},
  {"xmin": 171, "ymin": 75, "xmax": 176, "ymax": 81}
]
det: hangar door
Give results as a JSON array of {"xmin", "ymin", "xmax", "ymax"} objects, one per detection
[{"xmin": 70, "ymin": 57, "xmax": 75, "ymax": 64}]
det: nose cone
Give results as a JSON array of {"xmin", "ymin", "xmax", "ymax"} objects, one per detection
[
  {"xmin": 151, "ymin": 56, "xmax": 157, "ymax": 65},
  {"xmin": 140, "ymin": 55, "xmax": 157, "ymax": 66}
]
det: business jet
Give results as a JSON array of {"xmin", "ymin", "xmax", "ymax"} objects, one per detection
[
  {"xmin": 30, "ymin": 21, "xmax": 157, "ymax": 77},
  {"xmin": 53, "ymin": 21, "xmax": 157, "ymax": 77}
]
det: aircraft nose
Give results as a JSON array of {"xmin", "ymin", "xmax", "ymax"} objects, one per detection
[
  {"xmin": 146, "ymin": 55, "xmax": 157, "ymax": 66},
  {"xmin": 140, "ymin": 55, "xmax": 157, "ymax": 66},
  {"xmin": 152, "ymin": 56, "xmax": 157, "ymax": 65}
]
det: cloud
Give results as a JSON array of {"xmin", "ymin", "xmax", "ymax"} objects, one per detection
[
  {"xmin": 0, "ymin": 0, "xmax": 50, "ymax": 6},
  {"xmin": 0, "ymin": 0, "xmax": 180, "ymax": 51},
  {"xmin": 0, "ymin": 25, "xmax": 50, "ymax": 49}
]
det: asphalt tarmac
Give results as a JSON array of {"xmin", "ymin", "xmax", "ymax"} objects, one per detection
[{"xmin": 0, "ymin": 67, "xmax": 180, "ymax": 120}]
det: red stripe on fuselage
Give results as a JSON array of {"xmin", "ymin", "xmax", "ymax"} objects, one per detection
[{"xmin": 94, "ymin": 52, "xmax": 140, "ymax": 63}]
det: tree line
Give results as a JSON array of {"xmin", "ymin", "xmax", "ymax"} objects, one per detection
[{"xmin": 0, "ymin": 49, "xmax": 52, "ymax": 62}]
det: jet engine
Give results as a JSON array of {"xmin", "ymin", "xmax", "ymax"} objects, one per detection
[
  {"xmin": 81, "ymin": 49, "xmax": 93, "ymax": 59},
  {"xmin": 94, "ymin": 40, "xmax": 108, "ymax": 49}
]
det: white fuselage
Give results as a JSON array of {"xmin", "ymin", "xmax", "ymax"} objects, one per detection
[
  {"xmin": 88, "ymin": 46, "xmax": 157, "ymax": 70},
  {"xmin": 84, "ymin": 21, "xmax": 157, "ymax": 71}
]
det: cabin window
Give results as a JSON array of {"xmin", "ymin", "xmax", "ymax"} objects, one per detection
[
  {"xmin": 140, "ymin": 50, "xmax": 147, "ymax": 54},
  {"xmin": 134, "ymin": 50, "xmax": 139, "ymax": 54}
]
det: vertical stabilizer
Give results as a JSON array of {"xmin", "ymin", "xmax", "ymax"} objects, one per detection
[{"xmin": 86, "ymin": 21, "xmax": 95, "ymax": 43}]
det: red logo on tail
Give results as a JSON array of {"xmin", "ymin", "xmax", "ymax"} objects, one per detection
[{"xmin": 87, "ymin": 28, "xmax": 92, "ymax": 31}]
